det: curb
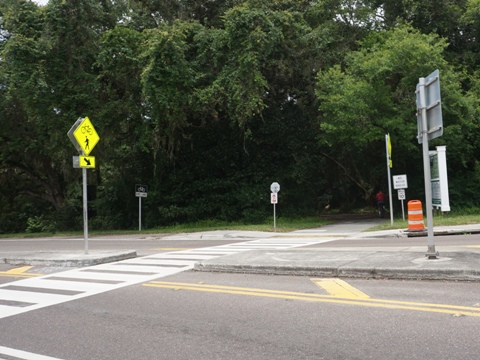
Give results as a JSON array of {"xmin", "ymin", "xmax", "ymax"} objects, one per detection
[
  {"xmin": 1, "ymin": 251, "xmax": 137, "ymax": 267},
  {"xmin": 405, "ymin": 229, "xmax": 480, "ymax": 237},
  {"xmin": 193, "ymin": 263, "xmax": 480, "ymax": 282}
]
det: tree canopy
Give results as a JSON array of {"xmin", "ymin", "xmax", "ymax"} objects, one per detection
[{"xmin": 1, "ymin": 0, "xmax": 480, "ymax": 232}]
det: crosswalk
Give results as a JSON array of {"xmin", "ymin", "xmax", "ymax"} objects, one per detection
[
  {"xmin": 0, "ymin": 236, "xmax": 327, "ymax": 320},
  {"xmin": 0, "ymin": 345, "xmax": 64, "ymax": 360}
]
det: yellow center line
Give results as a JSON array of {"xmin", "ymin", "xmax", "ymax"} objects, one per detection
[
  {"xmin": 312, "ymin": 278, "xmax": 370, "ymax": 299},
  {"xmin": 0, "ymin": 266, "xmax": 43, "ymax": 278},
  {"xmin": 143, "ymin": 281, "xmax": 480, "ymax": 317}
]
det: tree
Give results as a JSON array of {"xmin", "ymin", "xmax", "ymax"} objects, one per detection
[
  {"xmin": 0, "ymin": 0, "xmax": 122, "ymax": 230},
  {"xmin": 3, "ymin": 0, "xmax": 480, "ymax": 232},
  {"xmin": 315, "ymin": 25, "xmax": 476, "ymax": 206}
]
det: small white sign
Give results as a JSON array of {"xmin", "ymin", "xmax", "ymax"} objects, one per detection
[
  {"xmin": 270, "ymin": 182, "xmax": 280, "ymax": 193},
  {"xmin": 271, "ymin": 193, "xmax": 278, "ymax": 204},
  {"xmin": 398, "ymin": 189, "xmax": 406, "ymax": 200},
  {"xmin": 393, "ymin": 175, "xmax": 408, "ymax": 189},
  {"xmin": 72, "ymin": 156, "xmax": 80, "ymax": 169},
  {"xmin": 135, "ymin": 184, "xmax": 148, "ymax": 197},
  {"xmin": 430, "ymin": 146, "xmax": 450, "ymax": 212}
]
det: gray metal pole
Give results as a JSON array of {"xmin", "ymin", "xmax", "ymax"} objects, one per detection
[
  {"xmin": 139, "ymin": 196, "xmax": 142, "ymax": 232},
  {"xmin": 401, "ymin": 199, "xmax": 405, "ymax": 221},
  {"xmin": 82, "ymin": 167, "xmax": 89, "ymax": 255},
  {"xmin": 385, "ymin": 134, "xmax": 393, "ymax": 225},
  {"xmin": 273, "ymin": 203, "xmax": 276, "ymax": 229},
  {"xmin": 419, "ymin": 77, "xmax": 437, "ymax": 259}
]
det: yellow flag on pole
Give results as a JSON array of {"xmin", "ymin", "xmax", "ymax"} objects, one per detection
[{"xmin": 387, "ymin": 133, "xmax": 392, "ymax": 168}]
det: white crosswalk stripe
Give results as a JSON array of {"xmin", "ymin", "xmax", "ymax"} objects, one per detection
[
  {"xmin": 0, "ymin": 237, "xmax": 324, "ymax": 320},
  {"xmin": 0, "ymin": 345, "xmax": 64, "ymax": 360}
]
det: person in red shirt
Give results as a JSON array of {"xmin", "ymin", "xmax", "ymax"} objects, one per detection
[{"xmin": 376, "ymin": 190, "xmax": 385, "ymax": 218}]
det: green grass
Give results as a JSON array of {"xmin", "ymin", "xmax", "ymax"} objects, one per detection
[
  {"xmin": 140, "ymin": 217, "xmax": 332, "ymax": 234},
  {"xmin": 368, "ymin": 212, "xmax": 480, "ymax": 231},
  {"xmin": 0, "ymin": 217, "xmax": 332, "ymax": 238},
  {"xmin": 3, "ymin": 211, "xmax": 480, "ymax": 238}
]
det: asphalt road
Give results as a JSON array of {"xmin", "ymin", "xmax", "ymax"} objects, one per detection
[
  {"xmin": 0, "ymin": 236, "xmax": 246, "ymax": 256},
  {"xmin": 1, "ymin": 271, "xmax": 480, "ymax": 360},
  {"xmin": 3, "ymin": 232, "xmax": 480, "ymax": 255},
  {"xmin": 1, "ymin": 227, "xmax": 480, "ymax": 359}
]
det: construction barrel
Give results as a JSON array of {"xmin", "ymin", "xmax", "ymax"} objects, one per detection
[{"xmin": 407, "ymin": 200, "xmax": 425, "ymax": 231}]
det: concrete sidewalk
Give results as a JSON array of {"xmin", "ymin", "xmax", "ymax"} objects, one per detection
[
  {"xmin": 2, "ymin": 222, "xmax": 480, "ymax": 281},
  {"xmin": 190, "ymin": 224, "xmax": 480, "ymax": 281},
  {"xmin": 193, "ymin": 247, "xmax": 480, "ymax": 281}
]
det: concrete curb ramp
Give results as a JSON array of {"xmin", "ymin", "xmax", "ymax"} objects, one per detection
[{"xmin": 1, "ymin": 250, "xmax": 137, "ymax": 267}]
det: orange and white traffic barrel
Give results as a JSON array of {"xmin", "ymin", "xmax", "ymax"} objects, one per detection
[{"xmin": 407, "ymin": 200, "xmax": 425, "ymax": 231}]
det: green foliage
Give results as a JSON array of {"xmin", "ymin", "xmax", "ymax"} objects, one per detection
[
  {"xmin": 2, "ymin": 1, "xmax": 480, "ymax": 233},
  {"xmin": 26, "ymin": 215, "xmax": 56, "ymax": 233},
  {"xmin": 315, "ymin": 24, "xmax": 478, "ymax": 207}
]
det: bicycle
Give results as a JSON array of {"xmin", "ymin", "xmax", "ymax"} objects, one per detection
[
  {"xmin": 81, "ymin": 125, "xmax": 93, "ymax": 135},
  {"xmin": 377, "ymin": 202, "xmax": 385, "ymax": 218}
]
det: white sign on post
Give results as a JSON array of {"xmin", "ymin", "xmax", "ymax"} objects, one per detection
[
  {"xmin": 271, "ymin": 193, "xmax": 278, "ymax": 204},
  {"xmin": 135, "ymin": 184, "xmax": 148, "ymax": 231},
  {"xmin": 397, "ymin": 188, "xmax": 406, "ymax": 220},
  {"xmin": 270, "ymin": 182, "xmax": 280, "ymax": 229},
  {"xmin": 430, "ymin": 146, "xmax": 450, "ymax": 212},
  {"xmin": 270, "ymin": 182, "xmax": 280, "ymax": 193},
  {"xmin": 393, "ymin": 175, "xmax": 408, "ymax": 189},
  {"xmin": 135, "ymin": 184, "xmax": 148, "ymax": 198}
]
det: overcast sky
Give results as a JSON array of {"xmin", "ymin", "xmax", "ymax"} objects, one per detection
[{"xmin": 32, "ymin": 0, "xmax": 49, "ymax": 5}]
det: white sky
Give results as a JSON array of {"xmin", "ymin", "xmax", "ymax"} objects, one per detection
[{"xmin": 32, "ymin": 0, "xmax": 49, "ymax": 5}]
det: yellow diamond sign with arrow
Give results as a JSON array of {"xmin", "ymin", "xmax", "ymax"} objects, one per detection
[{"xmin": 73, "ymin": 117, "xmax": 100, "ymax": 155}]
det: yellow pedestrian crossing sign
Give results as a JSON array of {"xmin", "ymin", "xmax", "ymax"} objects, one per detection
[
  {"xmin": 79, "ymin": 156, "xmax": 95, "ymax": 168},
  {"xmin": 73, "ymin": 117, "xmax": 100, "ymax": 155}
]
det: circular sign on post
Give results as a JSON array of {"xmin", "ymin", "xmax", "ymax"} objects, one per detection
[{"xmin": 270, "ymin": 182, "xmax": 280, "ymax": 193}]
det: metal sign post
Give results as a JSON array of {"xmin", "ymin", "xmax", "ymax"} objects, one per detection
[
  {"xmin": 393, "ymin": 175, "xmax": 408, "ymax": 221},
  {"xmin": 416, "ymin": 70, "xmax": 442, "ymax": 259},
  {"xmin": 385, "ymin": 134, "xmax": 394, "ymax": 225},
  {"xmin": 270, "ymin": 182, "xmax": 280, "ymax": 229},
  {"xmin": 135, "ymin": 185, "xmax": 148, "ymax": 231},
  {"xmin": 82, "ymin": 163, "xmax": 89, "ymax": 254},
  {"xmin": 139, "ymin": 197, "xmax": 142, "ymax": 231},
  {"xmin": 398, "ymin": 189, "xmax": 406, "ymax": 221},
  {"xmin": 420, "ymin": 79, "xmax": 436, "ymax": 258},
  {"xmin": 67, "ymin": 117, "xmax": 100, "ymax": 255},
  {"xmin": 271, "ymin": 193, "xmax": 278, "ymax": 229}
]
